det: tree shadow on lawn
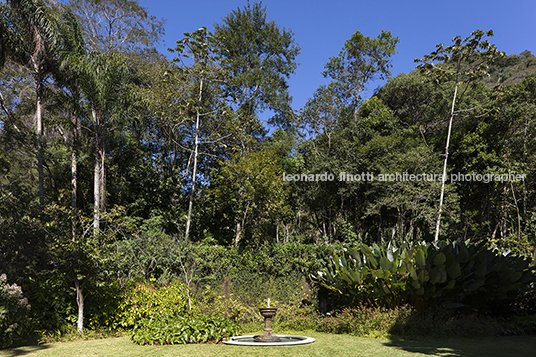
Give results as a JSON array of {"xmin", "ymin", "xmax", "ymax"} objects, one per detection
[
  {"xmin": 1, "ymin": 335, "xmax": 51, "ymax": 357},
  {"xmin": 383, "ymin": 335, "xmax": 536, "ymax": 357}
]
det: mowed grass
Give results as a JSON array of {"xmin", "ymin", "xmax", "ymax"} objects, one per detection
[{"xmin": 1, "ymin": 332, "xmax": 535, "ymax": 357}]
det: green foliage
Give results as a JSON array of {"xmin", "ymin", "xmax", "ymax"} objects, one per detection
[
  {"xmin": 312, "ymin": 240, "xmax": 536, "ymax": 311},
  {"xmin": 198, "ymin": 285, "xmax": 314, "ymax": 325},
  {"xmin": 415, "ymin": 29, "xmax": 504, "ymax": 84},
  {"xmin": 84, "ymin": 279, "xmax": 124, "ymax": 330},
  {"xmin": 317, "ymin": 305, "xmax": 413, "ymax": 338},
  {"xmin": 323, "ymin": 29, "xmax": 399, "ymax": 119},
  {"xmin": 208, "ymin": 149, "xmax": 292, "ymax": 246},
  {"xmin": 66, "ymin": 0, "xmax": 165, "ymax": 53},
  {"xmin": 27, "ymin": 273, "xmax": 75, "ymax": 332},
  {"xmin": 0, "ymin": 274, "xmax": 31, "ymax": 348},
  {"xmin": 115, "ymin": 216, "xmax": 179, "ymax": 281},
  {"xmin": 213, "ymin": 1, "xmax": 300, "ymax": 128},
  {"xmin": 130, "ymin": 313, "xmax": 241, "ymax": 345},
  {"xmin": 118, "ymin": 280, "xmax": 196, "ymax": 328}
]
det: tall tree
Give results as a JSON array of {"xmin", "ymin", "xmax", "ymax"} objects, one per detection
[
  {"xmin": 213, "ymin": 1, "xmax": 300, "ymax": 144},
  {"xmin": 66, "ymin": 0, "xmax": 165, "ymax": 53},
  {"xmin": 209, "ymin": 148, "xmax": 291, "ymax": 246},
  {"xmin": 323, "ymin": 30, "xmax": 399, "ymax": 121},
  {"xmin": 54, "ymin": 9, "xmax": 87, "ymax": 239},
  {"xmin": 415, "ymin": 29, "xmax": 503, "ymax": 241},
  {"xmin": 67, "ymin": 51, "xmax": 131, "ymax": 232},
  {"xmin": 2, "ymin": 0, "xmax": 61, "ymax": 206},
  {"xmin": 166, "ymin": 27, "xmax": 230, "ymax": 240}
]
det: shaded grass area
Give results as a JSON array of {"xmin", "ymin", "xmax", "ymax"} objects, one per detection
[{"xmin": 1, "ymin": 333, "xmax": 535, "ymax": 357}]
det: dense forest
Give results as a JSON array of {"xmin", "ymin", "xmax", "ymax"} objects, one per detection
[{"xmin": 0, "ymin": 0, "xmax": 535, "ymax": 343}]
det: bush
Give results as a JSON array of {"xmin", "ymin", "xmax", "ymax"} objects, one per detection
[
  {"xmin": 84, "ymin": 279, "xmax": 124, "ymax": 330},
  {"xmin": 118, "ymin": 280, "xmax": 196, "ymax": 328},
  {"xmin": 312, "ymin": 240, "xmax": 536, "ymax": 312},
  {"xmin": 26, "ymin": 273, "xmax": 75, "ymax": 332},
  {"xmin": 317, "ymin": 305, "xmax": 413, "ymax": 338},
  {"xmin": 131, "ymin": 313, "xmax": 241, "ymax": 345},
  {"xmin": 198, "ymin": 285, "xmax": 315, "ymax": 326},
  {"xmin": 0, "ymin": 274, "xmax": 31, "ymax": 348}
]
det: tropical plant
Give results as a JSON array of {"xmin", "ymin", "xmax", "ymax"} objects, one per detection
[
  {"xmin": 312, "ymin": 240, "xmax": 536, "ymax": 311},
  {"xmin": 131, "ymin": 312, "xmax": 241, "ymax": 345},
  {"xmin": 1, "ymin": 0, "xmax": 62, "ymax": 207}
]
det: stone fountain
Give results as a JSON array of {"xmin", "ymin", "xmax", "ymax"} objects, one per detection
[
  {"xmin": 223, "ymin": 298, "xmax": 315, "ymax": 347},
  {"xmin": 254, "ymin": 299, "xmax": 280, "ymax": 342}
]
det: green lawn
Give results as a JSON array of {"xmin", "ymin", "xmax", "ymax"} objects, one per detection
[{"xmin": 1, "ymin": 333, "xmax": 534, "ymax": 357}]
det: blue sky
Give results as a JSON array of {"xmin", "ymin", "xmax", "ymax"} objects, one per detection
[{"xmin": 138, "ymin": 0, "xmax": 536, "ymax": 112}]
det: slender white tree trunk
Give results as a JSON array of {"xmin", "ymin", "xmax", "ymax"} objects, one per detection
[
  {"xmin": 185, "ymin": 78, "xmax": 203, "ymax": 240},
  {"xmin": 74, "ymin": 279, "xmax": 84, "ymax": 333},
  {"xmin": 434, "ymin": 83, "xmax": 458, "ymax": 242},
  {"xmin": 35, "ymin": 77, "xmax": 44, "ymax": 206},
  {"xmin": 71, "ymin": 114, "xmax": 79, "ymax": 238},
  {"xmin": 93, "ymin": 109, "xmax": 102, "ymax": 233}
]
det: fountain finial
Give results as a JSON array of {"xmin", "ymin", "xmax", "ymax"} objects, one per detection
[{"xmin": 267, "ymin": 298, "xmax": 270, "ymax": 307}]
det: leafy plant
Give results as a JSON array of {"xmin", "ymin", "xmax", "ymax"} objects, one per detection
[
  {"xmin": 318, "ymin": 305, "xmax": 413, "ymax": 338},
  {"xmin": 312, "ymin": 240, "xmax": 536, "ymax": 311},
  {"xmin": 0, "ymin": 274, "xmax": 31, "ymax": 348},
  {"xmin": 131, "ymin": 313, "xmax": 241, "ymax": 345},
  {"xmin": 118, "ymin": 280, "xmax": 196, "ymax": 328}
]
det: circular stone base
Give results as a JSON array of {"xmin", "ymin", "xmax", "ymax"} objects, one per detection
[{"xmin": 223, "ymin": 335, "xmax": 315, "ymax": 346}]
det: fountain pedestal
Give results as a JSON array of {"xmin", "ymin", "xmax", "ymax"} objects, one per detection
[{"xmin": 253, "ymin": 307, "xmax": 281, "ymax": 342}]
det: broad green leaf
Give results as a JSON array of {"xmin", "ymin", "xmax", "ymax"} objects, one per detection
[{"xmin": 415, "ymin": 249, "xmax": 426, "ymax": 267}]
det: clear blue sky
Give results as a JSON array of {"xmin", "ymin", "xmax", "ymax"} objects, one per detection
[{"xmin": 139, "ymin": 0, "xmax": 536, "ymax": 112}]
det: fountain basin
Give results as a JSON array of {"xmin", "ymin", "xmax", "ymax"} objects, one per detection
[{"xmin": 223, "ymin": 334, "xmax": 315, "ymax": 346}]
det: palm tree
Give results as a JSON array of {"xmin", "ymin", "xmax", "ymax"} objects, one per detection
[
  {"xmin": 54, "ymin": 10, "xmax": 132, "ymax": 333},
  {"xmin": 68, "ymin": 50, "xmax": 131, "ymax": 232},
  {"xmin": 55, "ymin": 9, "xmax": 87, "ymax": 238},
  {"xmin": 2, "ymin": 0, "xmax": 60, "ymax": 206}
]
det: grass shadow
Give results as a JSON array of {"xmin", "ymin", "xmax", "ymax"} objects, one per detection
[
  {"xmin": 383, "ymin": 335, "xmax": 536, "ymax": 357},
  {"xmin": 1, "ymin": 335, "xmax": 50, "ymax": 357}
]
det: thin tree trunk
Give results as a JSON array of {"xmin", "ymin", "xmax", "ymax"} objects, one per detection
[
  {"xmin": 235, "ymin": 221, "xmax": 241, "ymax": 246},
  {"xmin": 434, "ymin": 82, "xmax": 459, "ymax": 242},
  {"xmin": 185, "ymin": 78, "xmax": 203, "ymax": 241},
  {"xmin": 71, "ymin": 113, "xmax": 79, "ymax": 238},
  {"xmin": 93, "ymin": 109, "xmax": 102, "ymax": 233},
  {"xmin": 235, "ymin": 203, "xmax": 249, "ymax": 246},
  {"xmin": 35, "ymin": 77, "xmax": 44, "ymax": 206},
  {"xmin": 510, "ymin": 179, "xmax": 522, "ymax": 241},
  {"xmin": 74, "ymin": 279, "xmax": 84, "ymax": 333}
]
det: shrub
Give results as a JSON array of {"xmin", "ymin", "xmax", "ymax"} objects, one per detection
[
  {"xmin": 85, "ymin": 279, "xmax": 123, "ymax": 330},
  {"xmin": 317, "ymin": 305, "xmax": 413, "ymax": 338},
  {"xmin": 0, "ymin": 274, "xmax": 31, "ymax": 348},
  {"xmin": 131, "ymin": 313, "xmax": 241, "ymax": 345},
  {"xmin": 198, "ymin": 286, "xmax": 315, "ymax": 326},
  {"xmin": 118, "ymin": 280, "xmax": 196, "ymax": 328},
  {"xmin": 312, "ymin": 240, "xmax": 536, "ymax": 312},
  {"xmin": 26, "ymin": 273, "xmax": 75, "ymax": 332}
]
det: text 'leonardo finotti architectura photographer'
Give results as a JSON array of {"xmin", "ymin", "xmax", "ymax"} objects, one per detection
[{"xmin": 282, "ymin": 172, "xmax": 526, "ymax": 183}]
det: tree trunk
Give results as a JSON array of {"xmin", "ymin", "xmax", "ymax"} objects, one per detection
[
  {"xmin": 185, "ymin": 78, "xmax": 203, "ymax": 241},
  {"xmin": 74, "ymin": 279, "xmax": 84, "ymax": 333},
  {"xmin": 93, "ymin": 109, "xmax": 103, "ymax": 234},
  {"xmin": 235, "ymin": 203, "xmax": 249, "ymax": 246},
  {"xmin": 35, "ymin": 76, "xmax": 44, "ymax": 207},
  {"xmin": 71, "ymin": 113, "xmax": 79, "ymax": 238},
  {"xmin": 434, "ymin": 82, "xmax": 458, "ymax": 242}
]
